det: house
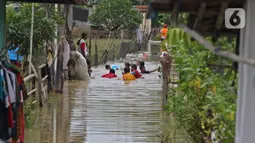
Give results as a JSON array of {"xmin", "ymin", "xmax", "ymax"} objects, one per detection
[{"xmin": 134, "ymin": 5, "xmax": 151, "ymax": 35}]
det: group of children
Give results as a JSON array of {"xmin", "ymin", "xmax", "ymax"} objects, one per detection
[{"xmin": 101, "ymin": 61, "xmax": 157, "ymax": 81}]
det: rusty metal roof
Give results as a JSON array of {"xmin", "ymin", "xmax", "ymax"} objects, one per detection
[
  {"xmin": 7, "ymin": 0, "xmax": 88, "ymax": 4},
  {"xmin": 149, "ymin": 0, "xmax": 244, "ymax": 36}
]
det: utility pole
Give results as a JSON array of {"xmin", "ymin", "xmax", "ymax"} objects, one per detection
[
  {"xmin": 54, "ymin": 4, "xmax": 58, "ymax": 75},
  {"xmin": 28, "ymin": 3, "xmax": 34, "ymax": 74}
]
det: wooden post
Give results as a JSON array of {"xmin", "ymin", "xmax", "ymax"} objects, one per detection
[
  {"xmin": 89, "ymin": 34, "xmax": 92, "ymax": 59},
  {"xmin": 55, "ymin": 40, "xmax": 64, "ymax": 93},
  {"xmin": 32, "ymin": 77, "xmax": 36, "ymax": 97},
  {"xmin": 160, "ymin": 55, "xmax": 172, "ymax": 107},
  {"xmin": 37, "ymin": 68, "xmax": 43, "ymax": 107},
  {"xmin": 94, "ymin": 36, "xmax": 98, "ymax": 67},
  {"xmin": 0, "ymin": 0, "xmax": 6, "ymax": 49},
  {"xmin": 104, "ymin": 50, "xmax": 108, "ymax": 64},
  {"xmin": 112, "ymin": 44, "xmax": 115, "ymax": 62}
]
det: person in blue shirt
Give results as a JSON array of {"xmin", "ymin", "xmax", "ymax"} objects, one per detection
[{"xmin": 8, "ymin": 44, "xmax": 23, "ymax": 62}]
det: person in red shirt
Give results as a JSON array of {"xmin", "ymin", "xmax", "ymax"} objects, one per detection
[
  {"xmin": 77, "ymin": 33, "xmax": 92, "ymax": 76},
  {"xmin": 101, "ymin": 69, "xmax": 117, "ymax": 78},
  {"xmin": 131, "ymin": 64, "xmax": 142, "ymax": 78}
]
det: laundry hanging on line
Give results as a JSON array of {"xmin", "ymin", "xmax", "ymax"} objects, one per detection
[{"xmin": 0, "ymin": 61, "xmax": 28, "ymax": 143}]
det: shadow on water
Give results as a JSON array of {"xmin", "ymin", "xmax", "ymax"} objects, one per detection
[{"xmin": 24, "ymin": 60, "xmax": 182, "ymax": 143}]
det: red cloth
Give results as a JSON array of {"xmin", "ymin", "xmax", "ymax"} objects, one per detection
[
  {"xmin": 132, "ymin": 70, "xmax": 142, "ymax": 78},
  {"xmin": 101, "ymin": 73, "xmax": 117, "ymax": 78},
  {"xmin": 8, "ymin": 96, "xmax": 14, "ymax": 128},
  {"xmin": 19, "ymin": 105, "xmax": 25, "ymax": 143},
  {"xmin": 80, "ymin": 42, "xmax": 86, "ymax": 51}
]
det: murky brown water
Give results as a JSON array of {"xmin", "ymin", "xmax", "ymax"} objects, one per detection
[{"xmin": 25, "ymin": 61, "xmax": 163, "ymax": 143}]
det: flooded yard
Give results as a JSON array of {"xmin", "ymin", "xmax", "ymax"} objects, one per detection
[{"xmin": 24, "ymin": 61, "xmax": 164, "ymax": 143}]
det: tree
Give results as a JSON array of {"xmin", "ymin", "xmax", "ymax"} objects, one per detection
[
  {"xmin": 89, "ymin": 0, "xmax": 143, "ymax": 31},
  {"xmin": 6, "ymin": 4, "xmax": 63, "ymax": 58}
]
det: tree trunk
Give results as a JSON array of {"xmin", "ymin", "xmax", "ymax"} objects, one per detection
[{"xmin": 55, "ymin": 41, "xmax": 64, "ymax": 93}]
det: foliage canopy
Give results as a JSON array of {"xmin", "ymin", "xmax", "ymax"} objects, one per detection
[
  {"xmin": 89, "ymin": 0, "xmax": 143, "ymax": 31},
  {"xmin": 6, "ymin": 4, "xmax": 63, "ymax": 57}
]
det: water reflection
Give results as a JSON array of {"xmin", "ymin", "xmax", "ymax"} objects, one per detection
[{"xmin": 25, "ymin": 61, "xmax": 162, "ymax": 143}]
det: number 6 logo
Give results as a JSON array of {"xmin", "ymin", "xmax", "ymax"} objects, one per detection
[{"xmin": 225, "ymin": 8, "xmax": 245, "ymax": 29}]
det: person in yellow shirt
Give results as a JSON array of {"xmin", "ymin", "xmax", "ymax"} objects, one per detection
[{"xmin": 122, "ymin": 67, "xmax": 136, "ymax": 81}]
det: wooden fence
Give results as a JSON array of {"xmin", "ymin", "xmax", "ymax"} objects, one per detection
[{"xmin": 24, "ymin": 62, "xmax": 49, "ymax": 107}]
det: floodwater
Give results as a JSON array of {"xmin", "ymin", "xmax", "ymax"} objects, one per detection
[{"xmin": 25, "ymin": 60, "xmax": 163, "ymax": 143}]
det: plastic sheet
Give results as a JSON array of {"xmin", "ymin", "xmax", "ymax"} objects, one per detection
[{"xmin": 70, "ymin": 51, "xmax": 89, "ymax": 80}]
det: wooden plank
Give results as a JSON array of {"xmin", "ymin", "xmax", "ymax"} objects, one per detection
[
  {"xmin": 43, "ymin": 85, "xmax": 47, "ymax": 91},
  {"xmin": 193, "ymin": 3, "xmax": 206, "ymax": 30},
  {"xmin": 37, "ymin": 67, "xmax": 43, "ymax": 107},
  {"xmin": 216, "ymin": 2, "xmax": 229, "ymax": 30},
  {"xmin": 38, "ymin": 64, "xmax": 47, "ymax": 69},
  {"xmin": 42, "ymin": 75, "xmax": 48, "ymax": 82},
  {"xmin": 24, "ymin": 74, "xmax": 36, "ymax": 82},
  {"xmin": 27, "ymin": 88, "xmax": 37, "ymax": 96}
]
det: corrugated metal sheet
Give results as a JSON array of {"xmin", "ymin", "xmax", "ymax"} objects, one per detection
[{"xmin": 73, "ymin": 6, "xmax": 89, "ymax": 22}]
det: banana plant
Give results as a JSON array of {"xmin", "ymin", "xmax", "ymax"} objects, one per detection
[{"xmin": 162, "ymin": 28, "xmax": 193, "ymax": 52}]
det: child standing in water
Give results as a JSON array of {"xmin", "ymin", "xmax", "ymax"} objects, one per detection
[
  {"xmin": 122, "ymin": 67, "xmax": 136, "ymax": 81},
  {"xmin": 139, "ymin": 61, "xmax": 157, "ymax": 74},
  {"xmin": 131, "ymin": 64, "xmax": 142, "ymax": 78},
  {"xmin": 105, "ymin": 64, "xmax": 111, "ymax": 70},
  {"xmin": 101, "ymin": 69, "xmax": 117, "ymax": 78}
]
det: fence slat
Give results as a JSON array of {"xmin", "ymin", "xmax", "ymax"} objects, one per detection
[
  {"xmin": 38, "ymin": 64, "xmax": 47, "ymax": 69},
  {"xmin": 37, "ymin": 67, "xmax": 43, "ymax": 107},
  {"xmin": 42, "ymin": 75, "xmax": 48, "ymax": 82},
  {"xmin": 24, "ymin": 74, "xmax": 36, "ymax": 82},
  {"xmin": 27, "ymin": 88, "xmax": 38, "ymax": 96}
]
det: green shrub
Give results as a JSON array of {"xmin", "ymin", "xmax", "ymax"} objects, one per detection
[{"xmin": 166, "ymin": 38, "xmax": 237, "ymax": 143}]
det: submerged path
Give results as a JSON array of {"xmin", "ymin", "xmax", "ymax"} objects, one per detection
[{"xmin": 25, "ymin": 60, "xmax": 163, "ymax": 143}]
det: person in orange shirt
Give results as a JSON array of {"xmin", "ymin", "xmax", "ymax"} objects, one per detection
[
  {"xmin": 122, "ymin": 67, "xmax": 136, "ymax": 81},
  {"xmin": 160, "ymin": 24, "xmax": 168, "ymax": 41}
]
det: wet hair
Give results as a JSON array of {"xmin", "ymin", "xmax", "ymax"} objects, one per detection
[
  {"xmin": 125, "ymin": 62, "xmax": 130, "ymax": 68},
  {"xmin": 124, "ymin": 67, "xmax": 130, "ymax": 73},
  {"xmin": 131, "ymin": 64, "xmax": 137, "ymax": 70},
  {"xmin": 105, "ymin": 65, "xmax": 110, "ymax": 70},
  {"xmin": 140, "ymin": 61, "xmax": 145, "ymax": 66},
  {"xmin": 109, "ymin": 69, "xmax": 115, "ymax": 74},
  {"xmin": 81, "ymin": 33, "xmax": 87, "ymax": 39}
]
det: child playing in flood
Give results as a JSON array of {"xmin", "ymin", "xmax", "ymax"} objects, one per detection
[
  {"xmin": 139, "ymin": 61, "xmax": 157, "ymax": 74},
  {"xmin": 105, "ymin": 64, "xmax": 111, "ymax": 70},
  {"xmin": 122, "ymin": 67, "xmax": 136, "ymax": 81},
  {"xmin": 102, "ymin": 69, "xmax": 117, "ymax": 78},
  {"xmin": 131, "ymin": 64, "xmax": 142, "ymax": 78}
]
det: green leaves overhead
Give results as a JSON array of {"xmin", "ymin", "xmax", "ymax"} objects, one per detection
[
  {"xmin": 89, "ymin": 0, "xmax": 143, "ymax": 31},
  {"xmin": 6, "ymin": 4, "xmax": 63, "ymax": 56}
]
